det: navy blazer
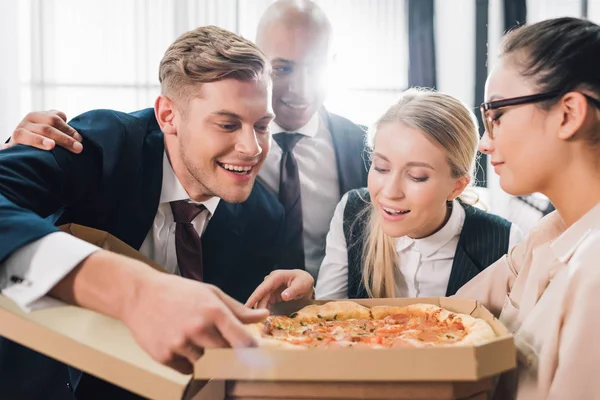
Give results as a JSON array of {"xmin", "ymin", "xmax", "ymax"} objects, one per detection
[
  {"xmin": 320, "ymin": 108, "xmax": 369, "ymax": 196},
  {"xmin": 0, "ymin": 108, "xmax": 285, "ymax": 399}
]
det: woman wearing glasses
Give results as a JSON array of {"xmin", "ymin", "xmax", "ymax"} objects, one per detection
[
  {"xmin": 457, "ymin": 17, "xmax": 600, "ymax": 399},
  {"xmin": 247, "ymin": 88, "xmax": 522, "ymax": 308}
]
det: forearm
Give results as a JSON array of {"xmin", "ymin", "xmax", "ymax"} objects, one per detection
[{"xmin": 50, "ymin": 250, "xmax": 158, "ymax": 321}]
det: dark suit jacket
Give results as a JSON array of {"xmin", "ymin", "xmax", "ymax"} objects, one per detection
[
  {"xmin": 320, "ymin": 108, "xmax": 369, "ymax": 196},
  {"xmin": 0, "ymin": 108, "xmax": 285, "ymax": 399}
]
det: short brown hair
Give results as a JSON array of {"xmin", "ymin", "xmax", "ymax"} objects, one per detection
[{"xmin": 159, "ymin": 25, "xmax": 270, "ymax": 102}]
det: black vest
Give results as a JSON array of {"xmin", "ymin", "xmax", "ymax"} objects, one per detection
[{"xmin": 343, "ymin": 188, "xmax": 511, "ymax": 298}]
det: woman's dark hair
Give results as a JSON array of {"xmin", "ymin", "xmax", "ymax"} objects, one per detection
[
  {"xmin": 500, "ymin": 17, "xmax": 600, "ymax": 149},
  {"xmin": 501, "ymin": 17, "xmax": 600, "ymax": 107}
]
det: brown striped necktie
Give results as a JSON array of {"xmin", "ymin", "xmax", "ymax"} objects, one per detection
[
  {"xmin": 273, "ymin": 132, "xmax": 305, "ymax": 270},
  {"xmin": 170, "ymin": 200, "xmax": 205, "ymax": 281}
]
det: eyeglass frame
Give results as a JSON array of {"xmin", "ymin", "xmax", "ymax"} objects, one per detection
[{"xmin": 480, "ymin": 91, "xmax": 600, "ymax": 139}]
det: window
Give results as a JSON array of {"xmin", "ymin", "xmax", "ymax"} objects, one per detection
[
  {"xmin": 590, "ymin": 0, "xmax": 600, "ymax": 21},
  {"xmin": 316, "ymin": 0, "xmax": 408, "ymax": 125},
  {"xmin": 14, "ymin": 0, "xmax": 408, "ymax": 128},
  {"xmin": 527, "ymin": 0, "xmax": 583, "ymax": 22}
]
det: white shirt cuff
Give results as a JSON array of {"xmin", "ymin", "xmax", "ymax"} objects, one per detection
[{"xmin": 1, "ymin": 232, "xmax": 100, "ymax": 311}]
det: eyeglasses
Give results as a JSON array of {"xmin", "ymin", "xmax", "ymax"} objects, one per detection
[{"xmin": 480, "ymin": 91, "xmax": 600, "ymax": 139}]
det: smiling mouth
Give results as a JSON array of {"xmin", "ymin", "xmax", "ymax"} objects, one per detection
[
  {"xmin": 217, "ymin": 162, "xmax": 254, "ymax": 175},
  {"xmin": 281, "ymin": 100, "xmax": 309, "ymax": 110},
  {"xmin": 382, "ymin": 206, "xmax": 411, "ymax": 216}
]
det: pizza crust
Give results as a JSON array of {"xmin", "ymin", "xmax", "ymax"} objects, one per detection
[
  {"xmin": 370, "ymin": 305, "xmax": 410, "ymax": 320},
  {"xmin": 292, "ymin": 300, "xmax": 371, "ymax": 322},
  {"xmin": 258, "ymin": 338, "xmax": 305, "ymax": 349},
  {"xmin": 246, "ymin": 323, "xmax": 305, "ymax": 349},
  {"xmin": 370, "ymin": 304, "xmax": 443, "ymax": 320},
  {"xmin": 453, "ymin": 313, "xmax": 497, "ymax": 345},
  {"xmin": 245, "ymin": 322, "xmax": 265, "ymax": 340}
]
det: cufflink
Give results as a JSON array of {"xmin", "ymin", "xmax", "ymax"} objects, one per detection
[{"xmin": 10, "ymin": 275, "xmax": 31, "ymax": 286}]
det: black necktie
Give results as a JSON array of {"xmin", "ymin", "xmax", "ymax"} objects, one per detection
[
  {"xmin": 170, "ymin": 200, "xmax": 205, "ymax": 281},
  {"xmin": 273, "ymin": 132, "xmax": 305, "ymax": 270}
]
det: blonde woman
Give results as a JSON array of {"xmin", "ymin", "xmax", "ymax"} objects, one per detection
[{"xmin": 247, "ymin": 88, "xmax": 522, "ymax": 308}]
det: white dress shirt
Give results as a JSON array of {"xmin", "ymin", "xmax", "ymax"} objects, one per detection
[
  {"xmin": 1, "ymin": 152, "xmax": 219, "ymax": 311},
  {"xmin": 259, "ymin": 113, "xmax": 340, "ymax": 278},
  {"xmin": 315, "ymin": 193, "xmax": 524, "ymax": 299},
  {"xmin": 138, "ymin": 153, "xmax": 220, "ymax": 275}
]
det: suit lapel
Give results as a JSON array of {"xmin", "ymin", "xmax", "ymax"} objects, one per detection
[
  {"xmin": 321, "ymin": 108, "xmax": 368, "ymax": 196},
  {"xmin": 112, "ymin": 129, "xmax": 164, "ymax": 250},
  {"xmin": 445, "ymin": 204, "xmax": 482, "ymax": 296},
  {"xmin": 206, "ymin": 201, "xmax": 242, "ymax": 237},
  {"xmin": 445, "ymin": 242, "xmax": 481, "ymax": 296}
]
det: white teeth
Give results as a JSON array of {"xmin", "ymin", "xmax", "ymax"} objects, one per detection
[
  {"xmin": 383, "ymin": 206, "xmax": 409, "ymax": 215},
  {"xmin": 283, "ymin": 101, "xmax": 308, "ymax": 109},
  {"xmin": 221, "ymin": 163, "xmax": 252, "ymax": 173}
]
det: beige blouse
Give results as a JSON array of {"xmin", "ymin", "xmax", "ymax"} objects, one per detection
[{"xmin": 457, "ymin": 202, "xmax": 600, "ymax": 400}]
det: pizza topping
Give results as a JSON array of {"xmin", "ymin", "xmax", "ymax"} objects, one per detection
[
  {"xmin": 257, "ymin": 303, "xmax": 494, "ymax": 349},
  {"xmin": 390, "ymin": 313, "xmax": 410, "ymax": 324}
]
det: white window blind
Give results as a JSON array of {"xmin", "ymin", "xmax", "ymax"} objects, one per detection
[
  {"xmin": 527, "ymin": 0, "xmax": 583, "ymax": 22},
  {"xmin": 14, "ymin": 0, "xmax": 408, "ymax": 128}
]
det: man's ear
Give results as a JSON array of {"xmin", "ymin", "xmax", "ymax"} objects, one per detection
[
  {"xmin": 448, "ymin": 176, "xmax": 470, "ymax": 201},
  {"xmin": 557, "ymin": 92, "xmax": 590, "ymax": 140},
  {"xmin": 155, "ymin": 95, "xmax": 178, "ymax": 136}
]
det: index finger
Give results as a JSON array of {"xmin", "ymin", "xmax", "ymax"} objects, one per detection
[
  {"xmin": 245, "ymin": 278, "xmax": 277, "ymax": 309},
  {"xmin": 213, "ymin": 306, "xmax": 259, "ymax": 348}
]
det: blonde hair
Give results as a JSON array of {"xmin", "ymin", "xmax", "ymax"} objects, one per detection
[
  {"xmin": 159, "ymin": 25, "xmax": 270, "ymax": 105},
  {"xmin": 361, "ymin": 88, "xmax": 480, "ymax": 298}
]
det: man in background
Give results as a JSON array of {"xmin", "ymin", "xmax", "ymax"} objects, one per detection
[{"xmin": 6, "ymin": 0, "xmax": 369, "ymax": 279}]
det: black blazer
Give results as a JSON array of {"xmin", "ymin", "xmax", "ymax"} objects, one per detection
[
  {"xmin": 0, "ymin": 108, "xmax": 285, "ymax": 399},
  {"xmin": 342, "ymin": 188, "xmax": 512, "ymax": 298},
  {"xmin": 321, "ymin": 108, "xmax": 370, "ymax": 196}
]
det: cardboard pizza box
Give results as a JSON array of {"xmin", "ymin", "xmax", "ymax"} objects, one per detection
[
  {"xmin": 194, "ymin": 298, "xmax": 516, "ymax": 400},
  {"xmin": 0, "ymin": 224, "xmax": 516, "ymax": 399},
  {"xmin": 58, "ymin": 223, "xmax": 168, "ymax": 273},
  {"xmin": 0, "ymin": 224, "xmax": 220, "ymax": 399},
  {"xmin": 194, "ymin": 298, "xmax": 515, "ymax": 382}
]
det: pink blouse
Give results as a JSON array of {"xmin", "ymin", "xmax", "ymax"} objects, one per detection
[{"xmin": 457, "ymin": 202, "xmax": 600, "ymax": 400}]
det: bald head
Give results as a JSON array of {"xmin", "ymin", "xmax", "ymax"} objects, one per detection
[
  {"xmin": 256, "ymin": 0, "xmax": 332, "ymax": 46},
  {"xmin": 256, "ymin": 0, "xmax": 335, "ymax": 131}
]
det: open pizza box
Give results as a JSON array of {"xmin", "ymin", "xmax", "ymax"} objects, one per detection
[
  {"xmin": 0, "ymin": 224, "xmax": 224, "ymax": 400},
  {"xmin": 195, "ymin": 298, "xmax": 516, "ymax": 399},
  {"xmin": 0, "ymin": 224, "xmax": 517, "ymax": 399}
]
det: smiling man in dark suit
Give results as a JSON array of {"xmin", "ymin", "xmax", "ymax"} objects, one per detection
[
  {"xmin": 0, "ymin": 26, "xmax": 282, "ymax": 399},
  {"xmin": 9, "ymin": 0, "xmax": 369, "ymax": 281},
  {"xmin": 255, "ymin": 0, "xmax": 369, "ymax": 275}
]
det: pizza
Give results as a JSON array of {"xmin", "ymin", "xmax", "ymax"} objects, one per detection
[{"xmin": 247, "ymin": 301, "xmax": 496, "ymax": 349}]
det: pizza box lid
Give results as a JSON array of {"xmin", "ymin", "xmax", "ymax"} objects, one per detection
[
  {"xmin": 192, "ymin": 298, "xmax": 516, "ymax": 382},
  {"xmin": 0, "ymin": 224, "xmax": 220, "ymax": 399}
]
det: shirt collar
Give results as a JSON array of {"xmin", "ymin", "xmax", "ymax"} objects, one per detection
[
  {"xmin": 395, "ymin": 200, "xmax": 466, "ymax": 257},
  {"xmin": 159, "ymin": 152, "xmax": 220, "ymax": 216},
  {"xmin": 551, "ymin": 201, "xmax": 600, "ymax": 263},
  {"xmin": 269, "ymin": 112, "xmax": 321, "ymax": 138}
]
